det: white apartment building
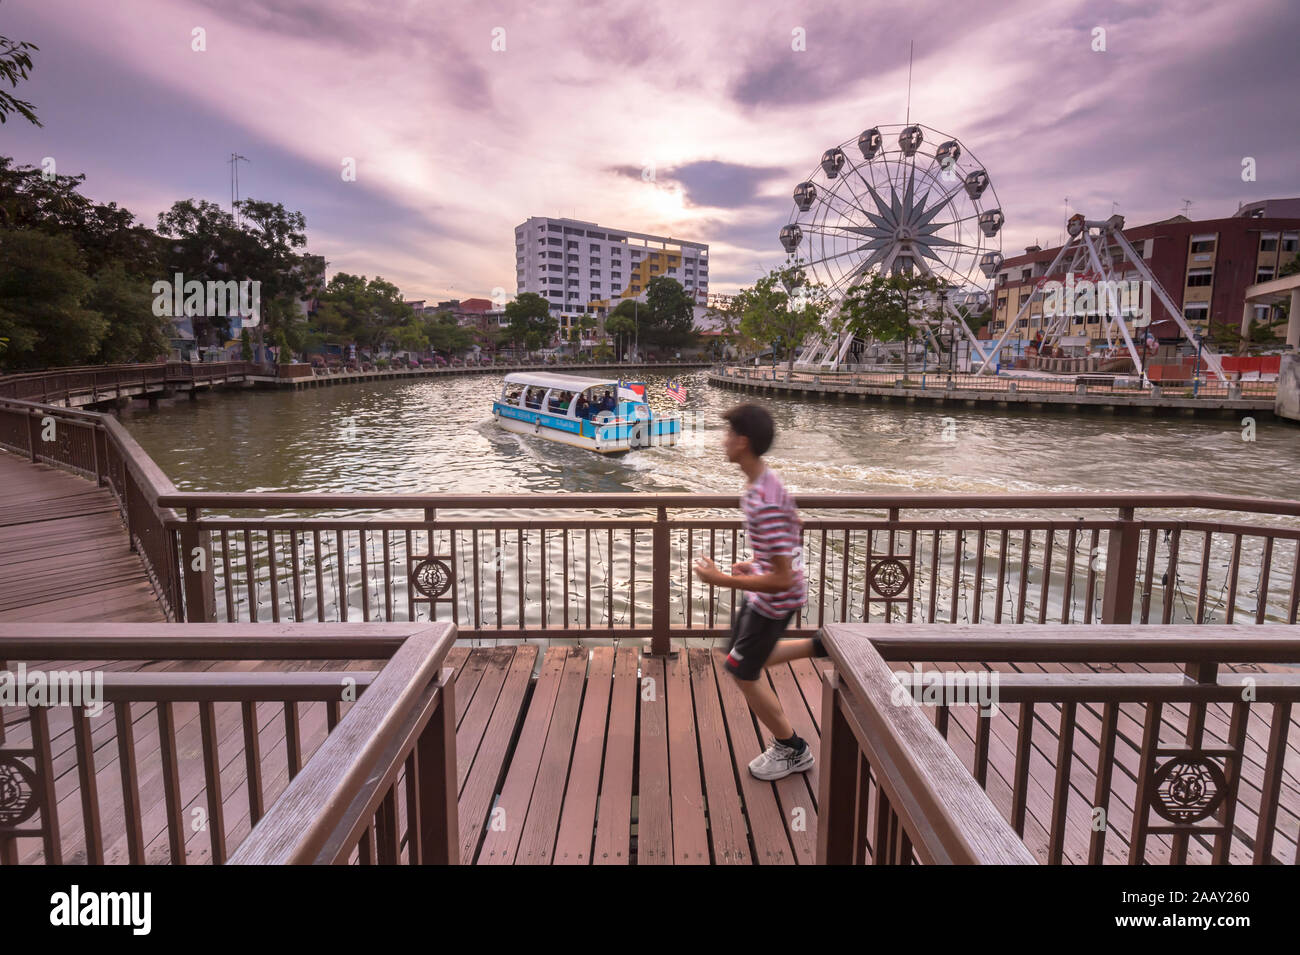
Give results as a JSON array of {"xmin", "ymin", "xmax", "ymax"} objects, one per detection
[{"xmin": 514, "ymin": 217, "xmax": 709, "ymax": 333}]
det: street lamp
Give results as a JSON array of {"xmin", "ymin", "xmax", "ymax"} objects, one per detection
[{"xmin": 1192, "ymin": 332, "xmax": 1203, "ymax": 398}]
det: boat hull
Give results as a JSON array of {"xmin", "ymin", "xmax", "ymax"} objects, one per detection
[{"xmin": 493, "ymin": 403, "xmax": 680, "ymax": 454}]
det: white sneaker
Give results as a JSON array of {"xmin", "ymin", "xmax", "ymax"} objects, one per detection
[{"xmin": 748, "ymin": 739, "xmax": 815, "ymax": 780}]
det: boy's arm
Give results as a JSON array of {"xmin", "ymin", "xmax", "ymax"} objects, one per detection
[{"xmin": 694, "ymin": 554, "xmax": 795, "ymax": 594}]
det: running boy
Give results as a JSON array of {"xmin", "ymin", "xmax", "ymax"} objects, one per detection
[{"xmin": 692, "ymin": 403, "xmax": 825, "ymax": 781}]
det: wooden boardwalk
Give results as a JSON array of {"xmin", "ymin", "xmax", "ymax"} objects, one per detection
[
  {"xmin": 0, "ymin": 452, "xmax": 165, "ymax": 623},
  {"xmin": 452, "ymin": 644, "xmax": 825, "ymax": 865},
  {"xmin": 2, "ymin": 640, "xmax": 826, "ymax": 865},
  {"xmin": 2, "ymin": 448, "xmax": 1295, "ymax": 865}
]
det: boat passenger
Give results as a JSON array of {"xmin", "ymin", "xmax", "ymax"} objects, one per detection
[
  {"xmin": 576, "ymin": 396, "xmax": 590, "ymax": 420},
  {"xmin": 600, "ymin": 391, "xmax": 616, "ymax": 413}
]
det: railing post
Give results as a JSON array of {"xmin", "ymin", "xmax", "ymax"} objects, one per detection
[
  {"xmin": 816, "ymin": 669, "xmax": 858, "ymax": 864},
  {"xmin": 651, "ymin": 505, "xmax": 670, "ymax": 656},
  {"xmin": 26, "ymin": 410, "xmax": 41, "ymax": 462},
  {"xmin": 414, "ymin": 667, "xmax": 458, "ymax": 864},
  {"xmin": 1100, "ymin": 506, "xmax": 1140, "ymax": 624},
  {"xmin": 179, "ymin": 506, "xmax": 217, "ymax": 622}
]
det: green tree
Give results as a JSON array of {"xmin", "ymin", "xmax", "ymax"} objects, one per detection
[
  {"xmin": 735, "ymin": 265, "xmax": 827, "ymax": 373},
  {"xmin": 274, "ymin": 327, "xmax": 292, "ymax": 364},
  {"xmin": 234, "ymin": 198, "xmax": 308, "ymax": 347},
  {"xmin": 313, "ymin": 273, "xmax": 410, "ymax": 352},
  {"xmin": 504, "ymin": 292, "xmax": 558, "ymax": 352},
  {"xmin": 0, "ymin": 230, "xmax": 103, "ymax": 368},
  {"xmin": 92, "ymin": 261, "xmax": 171, "ymax": 364},
  {"xmin": 642, "ymin": 275, "xmax": 696, "ymax": 349},
  {"xmin": 426, "ymin": 313, "xmax": 473, "ymax": 355},
  {"xmin": 0, "ymin": 25, "xmax": 40, "ymax": 126},
  {"xmin": 839, "ymin": 272, "xmax": 945, "ymax": 379},
  {"xmin": 604, "ymin": 314, "xmax": 636, "ymax": 359}
]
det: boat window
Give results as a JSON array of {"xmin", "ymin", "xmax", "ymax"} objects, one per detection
[
  {"xmin": 523, "ymin": 386, "xmax": 544, "ymax": 409},
  {"xmin": 503, "ymin": 385, "xmax": 524, "ymax": 405}
]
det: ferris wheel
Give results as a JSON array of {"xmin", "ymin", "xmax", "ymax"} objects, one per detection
[{"xmin": 781, "ymin": 124, "xmax": 1005, "ymax": 369}]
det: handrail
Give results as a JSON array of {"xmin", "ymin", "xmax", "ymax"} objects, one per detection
[
  {"xmin": 0, "ymin": 621, "xmax": 420, "ymax": 658},
  {"xmin": 228, "ymin": 621, "xmax": 458, "ymax": 864},
  {"xmin": 818, "ymin": 623, "xmax": 1300, "ymax": 865},
  {"xmin": 819, "ymin": 626, "xmax": 1036, "ymax": 864},
  {"xmin": 154, "ymin": 489, "xmax": 1300, "ymax": 517}
]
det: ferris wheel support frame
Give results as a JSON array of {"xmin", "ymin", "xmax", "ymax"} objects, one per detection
[{"xmin": 973, "ymin": 215, "xmax": 1228, "ymax": 382}]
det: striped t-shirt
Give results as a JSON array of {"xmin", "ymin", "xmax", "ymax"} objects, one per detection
[{"xmin": 741, "ymin": 466, "xmax": 807, "ymax": 618}]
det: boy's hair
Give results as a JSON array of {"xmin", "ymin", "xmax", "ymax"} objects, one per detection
[{"xmin": 723, "ymin": 403, "xmax": 775, "ymax": 456}]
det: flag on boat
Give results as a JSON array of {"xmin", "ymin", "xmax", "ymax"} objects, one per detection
[
  {"xmin": 617, "ymin": 380, "xmax": 646, "ymax": 402},
  {"xmin": 665, "ymin": 379, "xmax": 688, "ymax": 404}
]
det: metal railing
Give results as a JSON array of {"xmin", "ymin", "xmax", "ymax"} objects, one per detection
[
  {"xmin": 0, "ymin": 362, "xmax": 253, "ymax": 405},
  {"xmin": 3, "ymin": 396, "xmax": 1299, "ymax": 654},
  {"xmin": 715, "ymin": 364, "xmax": 1279, "ymax": 400},
  {"xmin": 820, "ymin": 625, "xmax": 1300, "ymax": 864},
  {"xmin": 0, "ymin": 621, "xmax": 457, "ymax": 865}
]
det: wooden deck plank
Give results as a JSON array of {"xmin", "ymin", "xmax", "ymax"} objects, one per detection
[
  {"xmin": 0, "ymin": 452, "xmax": 164, "ymax": 625},
  {"xmin": 476, "ymin": 646, "xmax": 568, "ymax": 864},
  {"xmin": 688, "ymin": 648, "xmax": 750, "ymax": 864},
  {"xmin": 553, "ymin": 647, "xmax": 615, "ymax": 864},
  {"xmin": 591, "ymin": 647, "xmax": 637, "ymax": 864},
  {"xmin": 665, "ymin": 651, "xmax": 709, "ymax": 864},
  {"xmin": 636, "ymin": 655, "xmax": 672, "ymax": 865},
  {"xmin": 515, "ymin": 647, "xmax": 589, "ymax": 865},
  {"xmin": 711, "ymin": 651, "xmax": 796, "ymax": 864},
  {"xmin": 456, "ymin": 644, "xmax": 536, "ymax": 864}
]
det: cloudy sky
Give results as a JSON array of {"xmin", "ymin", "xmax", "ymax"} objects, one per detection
[{"xmin": 4, "ymin": 0, "xmax": 1298, "ymax": 300}]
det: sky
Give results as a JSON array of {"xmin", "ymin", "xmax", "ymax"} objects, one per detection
[{"xmin": 3, "ymin": 0, "xmax": 1298, "ymax": 301}]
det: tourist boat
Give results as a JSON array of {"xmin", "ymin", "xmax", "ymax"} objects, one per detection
[{"xmin": 492, "ymin": 372, "xmax": 681, "ymax": 454}]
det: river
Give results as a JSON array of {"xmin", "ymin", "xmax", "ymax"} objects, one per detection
[{"xmin": 121, "ymin": 369, "xmax": 1299, "ymax": 501}]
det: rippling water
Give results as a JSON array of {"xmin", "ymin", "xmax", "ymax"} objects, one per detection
[
  {"xmin": 121, "ymin": 369, "xmax": 1300, "ymax": 501},
  {"xmin": 118, "ymin": 371, "xmax": 1300, "ymax": 628}
]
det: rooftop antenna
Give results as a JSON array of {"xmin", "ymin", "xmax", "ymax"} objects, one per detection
[
  {"xmin": 1181, "ymin": 198, "xmax": 1193, "ymax": 218},
  {"xmin": 905, "ymin": 40, "xmax": 914, "ymax": 125},
  {"xmin": 1061, "ymin": 196, "xmax": 1069, "ymax": 246},
  {"xmin": 228, "ymin": 153, "xmax": 249, "ymax": 221}
]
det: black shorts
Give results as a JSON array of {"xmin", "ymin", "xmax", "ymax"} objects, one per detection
[{"xmin": 723, "ymin": 595, "xmax": 796, "ymax": 681}]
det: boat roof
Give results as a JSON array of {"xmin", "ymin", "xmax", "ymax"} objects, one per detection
[{"xmin": 502, "ymin": 371, "xmax": 623, "ymax": 392}]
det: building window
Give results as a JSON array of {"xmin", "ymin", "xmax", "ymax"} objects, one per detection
[
  {"xmin": 1256, "ymin": 267, "xmax": 1275, "ymax": 283},
  {"xmin": 1184, "ymin": 304, "xmax": 1209, "ymax": 323},
  {"xmin": 1282, "ymin": 233, "xmax": 1298, "ymax": 253},
  {"xmin": 1189, "ymin": 237, "xmax": 1215, "ymax": 254},
  {"xmin": 1260, "ymin": 234, "xmax": 1279, "ymax": 252},
  {"xmin": 1186, "ymin": 268, "xmax": 1213, "ymax": 287}
]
